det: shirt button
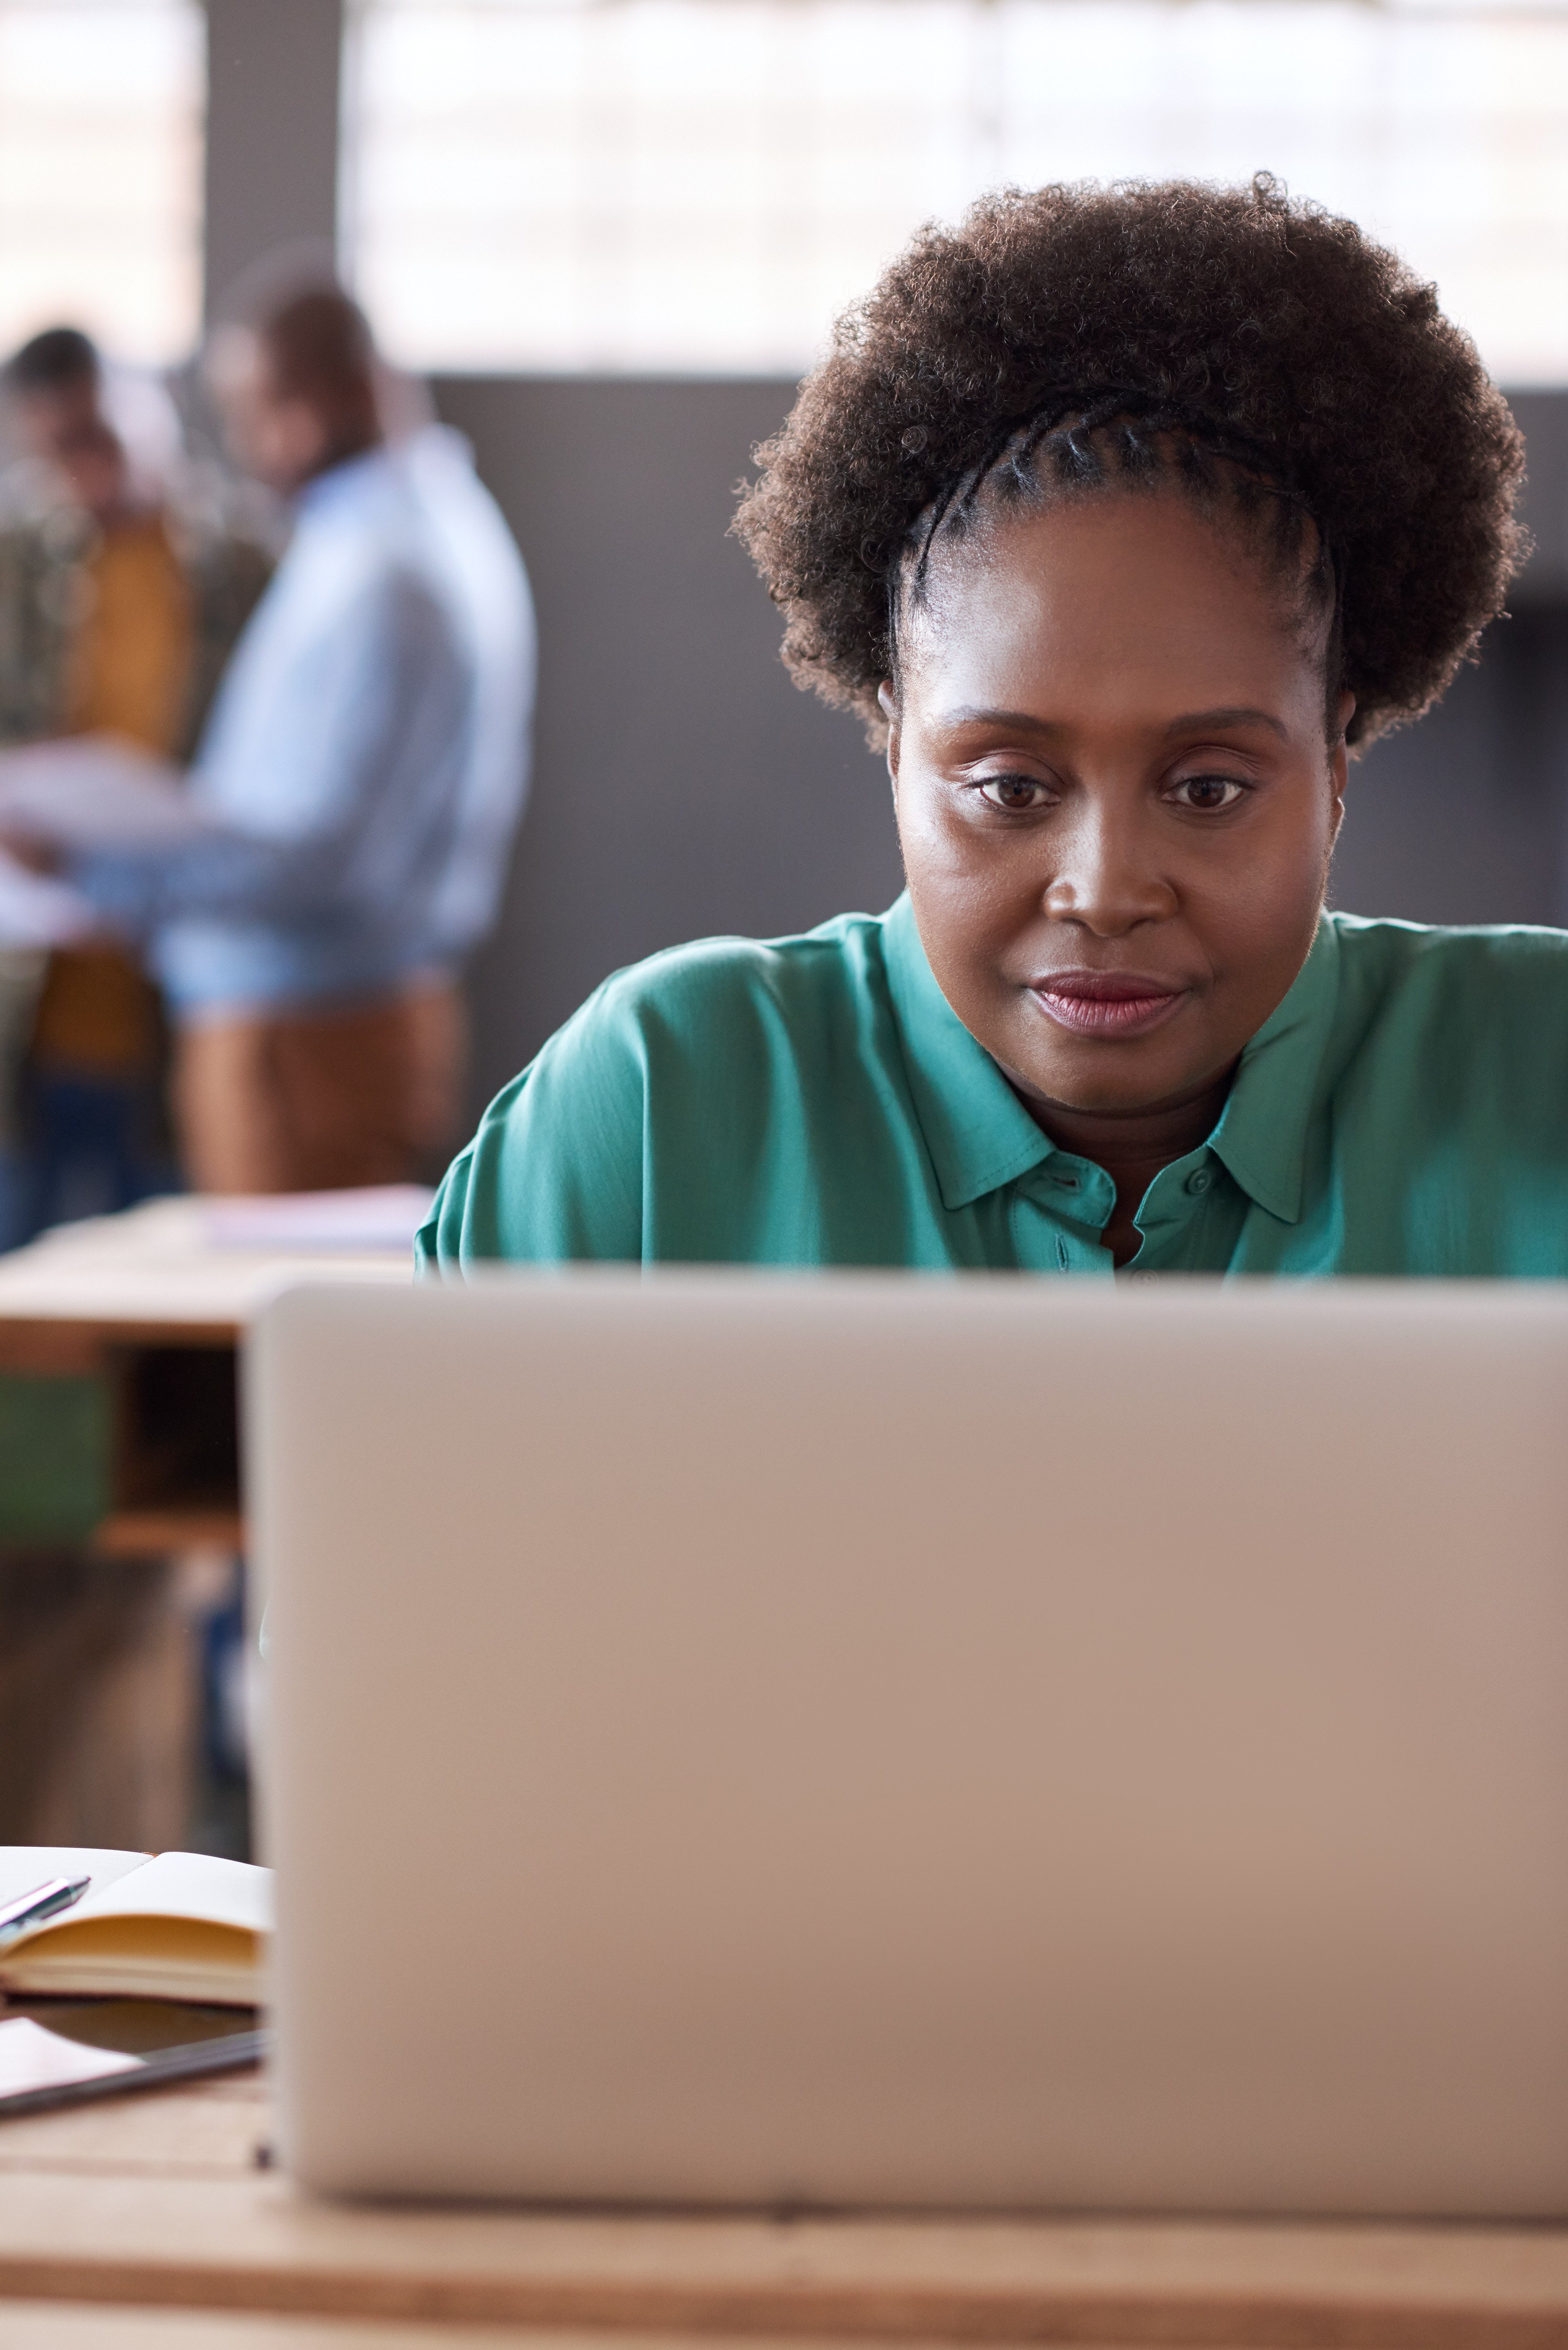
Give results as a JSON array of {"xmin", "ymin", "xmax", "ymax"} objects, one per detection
[{"xmin": 1185, "ymin": 1168, "xmax": 1212, "ymax": 1196}]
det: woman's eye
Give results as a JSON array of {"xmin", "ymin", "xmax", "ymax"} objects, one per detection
[
  {"xmin": 1169, "ymin": 773, "xmax": 1247, "ymax": 812},
  {"xmin": 977, "ymin": 774, "xmax": 1052, "ymax": 812}
]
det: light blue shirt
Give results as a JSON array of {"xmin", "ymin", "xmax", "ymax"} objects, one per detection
[{"xmin": 78, "ymin": 428, "xmax": 535, "ymax": 1016}]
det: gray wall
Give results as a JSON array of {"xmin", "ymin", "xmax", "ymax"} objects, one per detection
[
  {"xmin": 1331, "ymin": 607, "xmax": 1568, "ymax": 929},
  {"xmin": 436, "ymin": 375, "xmax": 1568, "ymax": 1121},
  {"xmin": 434, "ymin": 379, "xmax": 902, "ymax": 1119},
  {"xmin": 1333, "ymin": 389, "xmax": 1568, "ymax": 929}
]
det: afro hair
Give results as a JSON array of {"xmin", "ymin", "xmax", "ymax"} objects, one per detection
[{"xmin": 733, "ymin": 175, "xmax": 1527, "ymax": 749}]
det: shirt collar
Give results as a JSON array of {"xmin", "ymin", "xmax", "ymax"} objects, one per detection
[
  {"xmin": 293, "ymin": 444, "xmax": 393, "ymax": 522},
  {"xmin": 881, "ymin": 894, "xmax": 1341, "ymax": 1225},
  {"xmin": 881, "ymin": 894, "xmax": 1057, "ymax": 1210},
  {"xmin": 1207, "ymin": 913, "xmax": 1341, "ymax": 1225}
]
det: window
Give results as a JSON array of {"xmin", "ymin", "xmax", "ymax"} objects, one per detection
[
  {"xmin": 0, "ymin": 0, "xmax": 203, "ymax": 366},
  {"xmin": 344, "ymin": 0, "xmax": 1568, "ymax": 383}
]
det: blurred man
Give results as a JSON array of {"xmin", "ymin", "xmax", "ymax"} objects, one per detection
[
  {"xmin": 0, "ymin": 327, "xmax": 271, "ymax": 1236},
  {"xmin": 6, "ymin": 290, "xmax": 535, "ymax": 1195}
]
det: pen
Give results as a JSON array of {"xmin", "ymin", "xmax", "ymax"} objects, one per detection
[{"xmin": 0, "ymin": 1875, "xmax": 90, "ymax": 1950}]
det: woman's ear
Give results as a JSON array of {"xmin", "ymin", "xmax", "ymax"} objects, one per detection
[
  {"xmin": 1328, "ymin": 690, "xmax": 1355, "ymax": 844},
  {"xmin": 879, "ymin": 680, "xmax": 900, "ymax": 800}
]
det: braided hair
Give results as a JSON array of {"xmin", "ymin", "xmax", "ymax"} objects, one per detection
[{"xmin": 732, "ymin": 176, "xmax": 1526, "ymax": 750}]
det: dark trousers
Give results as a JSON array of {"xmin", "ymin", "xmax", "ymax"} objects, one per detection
[{"xmin": 1, "ymin": 1068, "xmax": 176, "ymax": 1249}]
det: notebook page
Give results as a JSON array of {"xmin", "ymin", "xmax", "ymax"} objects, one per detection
[
  {"xmin": 56, "ymin": 1852, "xmax": 272, "ymax": 1936},
  {"xmin": 0, "ymin": 1849, "xmax": 150, "ymax": 1911}
]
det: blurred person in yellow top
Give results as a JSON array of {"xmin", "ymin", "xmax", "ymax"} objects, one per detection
[{"xmin": 0, "ymin": 326, "xmax": 271, "ymax": 1243}]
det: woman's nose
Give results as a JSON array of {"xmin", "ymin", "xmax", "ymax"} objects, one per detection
[{"xmin": 1041, "ymin": 802, "xmax": 1176, "ymax": 934}]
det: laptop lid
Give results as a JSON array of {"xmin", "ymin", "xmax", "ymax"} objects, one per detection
[{"xmin": 251, "ymin": 1273, "xmax": 1568, "ymax": 2214}]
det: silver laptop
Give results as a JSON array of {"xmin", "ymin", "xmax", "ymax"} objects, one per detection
[{"xmin": 250, "ymin": 1273, "xmax": 1568, "ymax": 2216}]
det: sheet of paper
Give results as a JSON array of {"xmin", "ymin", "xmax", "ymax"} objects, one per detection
[
  {"xmin": 202, "ymin": 1184, "xmax": 435, "ymax": 1253},
  {"xmin": 0, "ymin": 2015, "xmax": 143, "ymax": 2096},
  {"xmin": 0, "ymin": 849, "xmax": 96, "ymax": 947},
  {"xmin": 0, "ymin": 735, "xmax": 211, "ymax": 849}
]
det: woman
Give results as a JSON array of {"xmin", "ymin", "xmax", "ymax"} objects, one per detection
[{"xmin": 422, "ymin": 176, "xmax": 1560, "ymax": 1278}]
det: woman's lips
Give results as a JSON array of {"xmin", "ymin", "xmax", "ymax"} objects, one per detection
[{"xmin": 1029, "ymin": 970, "xmax": 1190, "ymax": 1038}]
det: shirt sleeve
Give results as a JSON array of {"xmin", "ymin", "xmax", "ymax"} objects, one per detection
[
  {"xmin": 71, "ymin": 566, "xmax": 466, "ymax": 933},
  {"xmin": 417, "ymin": 976, "xmax": 650, "ymax": 1271}
]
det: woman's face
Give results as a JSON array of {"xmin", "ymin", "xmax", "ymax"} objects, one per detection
[{"xmin": 885, "ymin": 490, "xmax": 1351, "ymax": 1119}]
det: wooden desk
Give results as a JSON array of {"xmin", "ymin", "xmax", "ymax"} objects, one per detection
[
  {"xmin": 1, "ymin": 2075, "xmax": 1568, "ymax": 2347},
  {"xmin": 0, "ymin": 1197, "xmax": 413, "ymax": 1557}
]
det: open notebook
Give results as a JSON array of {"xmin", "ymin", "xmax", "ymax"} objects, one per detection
[{"xmin": 0, "ymin": 1848, "xmax": 270, "ymax": 2005}]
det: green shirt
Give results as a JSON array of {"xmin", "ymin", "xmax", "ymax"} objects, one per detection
[{"xmin": 419, "ymin": 895, "xmax": 1568, "ymax": 1279}]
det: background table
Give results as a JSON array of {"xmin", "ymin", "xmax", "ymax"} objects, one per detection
[
  {"xmin": 0, "ymin": 1195, "xmax": 415, "ymax": 1557},
  {"xmin": 0, "ymin": 1196, "xmax": 414, "ymax": 1849}
]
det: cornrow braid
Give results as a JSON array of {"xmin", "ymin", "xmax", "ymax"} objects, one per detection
[{"xmin": 890, "ymin": 385, "xmax": 1341, "ymax": 723}]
